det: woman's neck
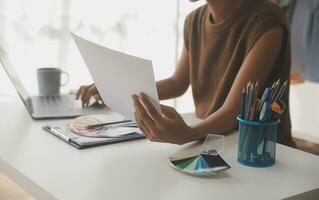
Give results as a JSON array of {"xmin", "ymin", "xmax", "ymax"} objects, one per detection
[{"xmin": 206, "ymin": 0, "xmax": 245, "ymax": 24}]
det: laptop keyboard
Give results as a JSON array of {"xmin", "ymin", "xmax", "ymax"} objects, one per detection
[
  {"xmin": 31, "ymin": 94, "xmax": 106, "ymax": 118},
  {"xmin": 37, "ymin": 95, "xmax": 79, "ymax": 113}
]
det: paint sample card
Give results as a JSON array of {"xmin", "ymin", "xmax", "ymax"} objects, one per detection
[{"xmin": 169, "ymin": 154, "xmax": 230, "ymax": 176}]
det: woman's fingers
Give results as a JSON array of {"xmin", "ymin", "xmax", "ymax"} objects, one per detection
[
  {"xmin": 139, "ymin": 93, "xmax": 164, "ymax": 125},
  {"xmin": 80, "ymin": 87, "xmax": 90, "ymax": 107},
  {"xmin": 132, "ymin": 95, "xmax": 158, "ymax": 139},
  {"xmin": 94, "ymin": 94, "xmax": 103, "ymax": 104},
  {"xmin": 135, "ymin": 115, "xmax": 154, "ymax": 141},
  {"xmin": 75, "ymin": 84, "xmax": 99, "ymax": 107},
  {"xmin": 75, "ymin": 86, "xmax": 85, "ymax": 100},
  {"xmin": 132, "ymin": 95, "xmax": 155, "ymax": 127},
  {"xmin": 83, "ymin": 85, "xmax": 98, "ymax": 105},
  {"xmin": 160, "ymin": 104, "xmax": 179, "ymax": 118}
]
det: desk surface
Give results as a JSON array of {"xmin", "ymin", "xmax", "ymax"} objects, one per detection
[{"xmin": 1, "ymin": 99, "xmax": 319, "ymax": 200}]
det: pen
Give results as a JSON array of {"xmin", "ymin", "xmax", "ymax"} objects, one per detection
[
  {"xmin": 245, "ymin": 82, "xmax": 252, "ymax": 120},
  {"xmin": 86, "ymin": 120, "xmax": 133, "ymax": 129},
  {"xmin": 274, "ymin": 80, "xmax": 288, "ymax": 102},
  {"xmin": 258, "ymin": 87, "xmax": 268, "ymax": 112},
  {"xmin": 108, "ymin": 124, "xmax": 139, "ymax": 128},
  {"xmin": 47, "ymin": 127, "xmax": 71, "ymax": 142},
  {"xmin": 269, "ymin": 82, "xmax": 276, "ymax": 101},
  {"xmin": 240, "ymin": 88, "xmax": 247, "ymax": 118},
  {"xmin": 259, "ymin": 88, "xmax": 272, "ymax": 122},
  {"xmin": 271, "ymin": 79, "xmax": 281, "ymax": 103},
  {"xmin": 250, "ymin": 81, "xmax": 259, "ymax": 120}
]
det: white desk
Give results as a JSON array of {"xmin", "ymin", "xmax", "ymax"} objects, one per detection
[{"xmin": 1, "ymin": 99, "xmax": 319, "ymax": 200}]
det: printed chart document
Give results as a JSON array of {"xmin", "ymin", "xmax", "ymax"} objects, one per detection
[{"xmin": 71, "ymin": 33, "xmax": 160, "ymax": 120}]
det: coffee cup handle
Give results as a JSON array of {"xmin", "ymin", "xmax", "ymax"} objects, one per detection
[{"xmin": 60, "ymin": 71, "xmax": 69, "ymax": 86}]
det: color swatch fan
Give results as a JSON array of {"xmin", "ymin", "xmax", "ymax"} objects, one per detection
[
  {"xmin": 68, "ymin": 114, "xmax": 140, "ymax": 138},
  {"xmin": 169, "ymin": 154, "xmax": 230, "ymax": 176},
  {"xmin": 169, "ymin": 134, "xmax": 231, "ymax": 176}
]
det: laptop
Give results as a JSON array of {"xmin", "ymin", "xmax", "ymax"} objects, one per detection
[{"xmin": 0, "ymin": 47, "xmax": 108, "ymax": 119}]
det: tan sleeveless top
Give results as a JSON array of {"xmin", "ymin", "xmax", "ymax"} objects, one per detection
[{"xmin": 184, "ymin": 0, "xmax": 295, "ymax": 147}]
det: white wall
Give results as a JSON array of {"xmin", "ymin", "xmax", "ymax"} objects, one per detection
[{"xmin": 290, "ymin": 82, "xmax": 319, "ymax": 143}]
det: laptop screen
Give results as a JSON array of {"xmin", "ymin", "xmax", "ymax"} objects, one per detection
[{"xmin": 0, "ymin": 46, "xmax": 31, "ymax": 108}]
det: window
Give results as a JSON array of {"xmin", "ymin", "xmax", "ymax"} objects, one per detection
[{"xmin": 0, "ymin": 0, "xmax": 203, "ymax": 111}]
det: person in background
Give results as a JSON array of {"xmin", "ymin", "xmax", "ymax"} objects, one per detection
[{"xmin": 76, "ymin": 0, "xmax": 296, "ymax": 147}]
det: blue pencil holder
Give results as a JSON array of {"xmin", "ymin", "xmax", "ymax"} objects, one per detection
[{"xmin": 237, "ymin": 116, "xmax": 280, "ymax": 167}]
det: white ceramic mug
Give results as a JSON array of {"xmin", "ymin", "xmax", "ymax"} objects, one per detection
[{"xmin": 37, "ymin": 68, "xmax": 69, "ymax": 96}]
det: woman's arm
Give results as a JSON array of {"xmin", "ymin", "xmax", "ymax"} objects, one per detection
[
  {"xmin": 132, "ymin": 26, "xmax": 285, "ymax": 145},
  {"xmin": 190, "ymin": 26, "xmax": 284, "ymax": 139},
  {"xmin": 132, "ymin": 27, "xmax": 283, "ymax": 144},
  {"xmin": 156, "ymin": 46, "xmax": 190, "ymax": 100}
]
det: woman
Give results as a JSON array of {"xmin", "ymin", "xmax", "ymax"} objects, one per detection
[{"xmin": 77, "ymin": 0, "xmax": 295, "ymax": 147}]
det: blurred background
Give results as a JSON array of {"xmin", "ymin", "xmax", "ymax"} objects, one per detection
[
  {"xmin": 0, "ymin": 0, "xmax": 318, "ymax": 150},
  {"xmin": 0, "ymin": 0, "xmax": 203, "ymax": 113}
]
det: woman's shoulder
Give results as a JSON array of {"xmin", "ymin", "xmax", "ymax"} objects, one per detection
[
  {"xmin": 244, "ymin": 1, "xmax": 290, "ymax": 56},
  {"xmin": 184, "ymin": 4, "xmax": 208, "ymax": 26},
  {"xmin": 247, "ymin": 0, "xmax": 288, "ymax": 23}
]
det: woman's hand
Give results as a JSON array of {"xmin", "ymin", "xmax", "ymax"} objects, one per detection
[
  {"xmin": 76, "ymin": 83, "xmax": 103, "ymax": 107},
  {"xmin": 132, "ymin": 93, "xmax": 194, "ymax": 145}
]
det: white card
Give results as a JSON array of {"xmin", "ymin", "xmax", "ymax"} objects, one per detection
[{"xmin": 71, "ymin": 33, "xmax": 160, "ymax": 120}]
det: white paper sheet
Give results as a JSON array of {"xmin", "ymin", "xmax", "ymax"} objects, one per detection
[{"xmin": 71, "ymin": 33, "xmax": 160, "ymax": 120}]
